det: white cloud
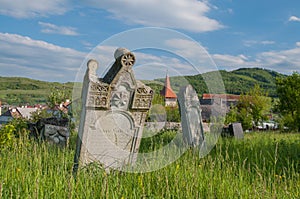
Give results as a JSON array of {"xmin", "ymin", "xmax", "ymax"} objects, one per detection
[
  {"xmin": 244, "ymin": 40, "xmax": 275, "ymax": 47},
  {"xmin": 213, "ymin": 54, "xmax": 249, "ymax": 66},
  {"xmin": 1, "ymin": 33, "xmax": 299, "ymax": 84},
  {"xmin": 289, "ymin": 15, "xmax": 300, "ymax": 22},
  {"xmin": 38, "ymin": 22, "xmax": 79, "ymax": 36},
  {"xmin": 256, "ymin": 47, "xmax": 300, "ymax": 73},
  {"xmin": 0, "ymin": 0, "xmax": 70, "ymax": 18},
  {"xmin": 0, "ymin": 33, "xmax": 85, "ymax": 82},
  {"xmin": 261, "ymin": 40, "xmax": 275, "ymax": 45},
  {"xmin": 164, "ymin": 38, "xmax": 218, "ymax": 70},
  {"xmin": 85, "ymin": 0, "xmax": 223, "ymax": 32},
  {"xmin": 211, "ymin": 46, "xmax": 300, "ymax": 74},
  {"xmin": 81, "ymin": 41, "xmax": 94, "ymax": 49},
  {"xmin": 165, "ymin": 39, "xmax": 207, "ymax": 58}
]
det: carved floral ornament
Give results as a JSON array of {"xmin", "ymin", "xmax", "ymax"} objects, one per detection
[
  {"xmin": 121, "ymin": 53, "xmax": 135, "ymax": 68},
  {"xmin": 111, "ymin": 91, "xmax": 129, "ymax": 109}
]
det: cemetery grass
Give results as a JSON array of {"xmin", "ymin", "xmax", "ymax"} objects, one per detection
[{"xmin": 0, "ymin": 132, "xmax": 299, "ymax": 198}]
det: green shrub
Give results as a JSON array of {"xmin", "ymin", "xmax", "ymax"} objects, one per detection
[
  {"xmin": 0, "ymin": 118, "xmax": 30, "ymax": 151},
  {"xmin": 165, "ymin": 106, "xmax": 180, "ymax": 122},
  {"xmin": 0, "ymin": 124, "xmax": 16, "ymax": 150}
]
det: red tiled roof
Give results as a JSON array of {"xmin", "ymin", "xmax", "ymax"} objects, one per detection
[
  {"xmin": 160, "ymin": 75, "xmax": 177, "ymax": 99},
  {"xmin": 202, "ymin": 93, "xmax": 240, "ymax": 100}
]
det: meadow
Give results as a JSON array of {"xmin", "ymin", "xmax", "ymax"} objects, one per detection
[{"xmin": 0, "ymin": 132, "xmax": 299, "ymax": 198}]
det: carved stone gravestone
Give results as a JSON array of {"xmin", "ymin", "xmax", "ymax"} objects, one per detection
[
  {"xmin": 29, "ymin": 117, "xmax": 70, "ymax": 147},
  {"xmin": 178, "ymin": 85, "xmax": 205, "ymax": 147},
  {"xmin": 74, "ymin": 48, "xmax": 153, "ymax": 171},
  {"xmin": 228, "ymin": 122, "xmax": 244, "ymax": 139}
]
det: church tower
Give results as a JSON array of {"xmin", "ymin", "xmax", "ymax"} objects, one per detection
[{"xmin": 160, "ymin": 72, "xmax": 177, "ymax": 107}]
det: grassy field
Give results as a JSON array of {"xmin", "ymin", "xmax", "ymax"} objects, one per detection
[{"xmin": 0, "ymin": 132, "xmax": 299, "ymax": 198}]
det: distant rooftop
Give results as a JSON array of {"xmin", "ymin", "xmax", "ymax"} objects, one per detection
[{"xmin": 202, "ymin": 94, "xmax": 240, "ymax": 101}]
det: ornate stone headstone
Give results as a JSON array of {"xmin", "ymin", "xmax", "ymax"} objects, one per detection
[
  {"xmin": 74, "ymin": 48, "xmax": 153, "ymax": 171},
  {"xmin": 178, "ymin": 85, "xmax": 205, "ymax": 147}
]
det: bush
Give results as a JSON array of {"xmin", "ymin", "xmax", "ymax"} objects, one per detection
[
  {"xmin": 9, "ymin": 118, "xmax": 30, "ymax": 138},
  {"xmin": 165, "ymin": 106, "xmax": 180, "ymax": 122},
  {"xmin": 0, "ymin": 118, "xmax": 30, "ymax": 151},
  {"xmin": 0, "ymin": 124, "xmax": 16, "ymax": 150}
]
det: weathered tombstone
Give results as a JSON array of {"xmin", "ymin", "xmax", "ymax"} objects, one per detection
[
  {"xmin": 29, "ymin": 117, "xmax": 70, "ymax": 147},
  {"xmin": 229, "ymin": 122, "xmax": 244, "ymax": 139},
  {"xmin": 178, "ymin": 85, "xmax": 205, "ymax": 147},
  {"xmin": 74, "ymin": 48, "xmax": 153, "ymax": 171},
  {"xmin": 222, "ymin": 122, "xmax": 244, "ymax": 139}
]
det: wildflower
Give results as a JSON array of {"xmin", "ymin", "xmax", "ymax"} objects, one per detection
[
  {"xmin": 275, "ymin": 174, "xmax": 283, "ymax": 180},
  {"xmin": 138, "ymin": 175, "xmax": 143, "ymax": 188}
]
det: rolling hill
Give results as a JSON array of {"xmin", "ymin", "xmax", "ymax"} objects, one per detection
[
  {"xmin": 0, "ymin": 77, "xmax": 73, "ymax": 105},
  {"xmin": 154, "ymin": 67, "xmax": 286, "ymax": 97},
  {"xmin": 0, "ymin": 68, "xmax": 286, "ymax": 105}
]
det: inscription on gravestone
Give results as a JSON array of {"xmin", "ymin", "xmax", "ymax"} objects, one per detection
[
  {"xmin": 74, "ymin": 48, "xmax": 153, "ymax": 171},
  {"xmin": 178, "ymin": 85, "xmax": 205, "ymax": 147}
]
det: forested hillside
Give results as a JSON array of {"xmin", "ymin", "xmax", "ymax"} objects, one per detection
[
  {"xmin": 0, "ymin": 68, "xmax": 286, "ymax": 105},
  {"xmin": 154, "ymin": 68, "xmax": 286, "ymax": 97}
]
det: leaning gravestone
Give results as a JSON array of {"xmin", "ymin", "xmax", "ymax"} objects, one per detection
[
  {"xmin": 74, "ymin": 48, "xmax": 153, "ymax": 171},
  {"xmin": 222, "ymin": 122, "xmax": 244, "ymax": 139},
  {"xmin": 178, "ymin": 85, "xmax": 205, "ymax": 147}
]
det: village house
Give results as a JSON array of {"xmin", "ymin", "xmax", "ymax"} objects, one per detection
[
  {"xmin": 200, "ymin": 93, "xmax": 240, "ymax": 122},
  {"xmin": 0, "ymin": 106, "xmax": 38, "ymax": 125}
]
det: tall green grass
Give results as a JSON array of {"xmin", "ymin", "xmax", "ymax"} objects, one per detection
[{"xmin": 0, "ymin": 132, "xmax": 299, "ymax": 198}]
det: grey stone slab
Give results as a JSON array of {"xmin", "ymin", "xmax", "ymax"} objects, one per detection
[
  {"xmin": 230, "ymin": 122, "xmax": 244, "ymax": 139},
  {"xmin": 178, "ymin": 85, "xmax": 205, "ymax": 147},
  {"xmin": 222, "ymin": 122, "xmax": 244, "ymax": 139}
]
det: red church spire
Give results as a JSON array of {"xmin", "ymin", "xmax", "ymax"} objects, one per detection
[{"xmin": 160, "ymin": 72, "xmax": 177, "ymax": 99}]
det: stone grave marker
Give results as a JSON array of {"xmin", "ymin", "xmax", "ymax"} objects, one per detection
[
  {"xmin": 74, "ymin": 48, "xmax": 153, "ymax": 171},
  {"xmin": 178, "ymin": 85, "xmax": 205, "ymax": 147},
  {"xmin": 29, "ymin": 117, "xmax": 70, "ymax": 147},
  {"xmin": 229, "ymin": 122, "xmax": 244, "ymax": 139},
  {"xmin": 222, "ymin": 122, "xmax": 244, "ymax": 139}
]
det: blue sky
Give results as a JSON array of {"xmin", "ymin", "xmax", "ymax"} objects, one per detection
[{"xmin": 0, "ymin": 0, "xmax": 300, "ymax": 82}]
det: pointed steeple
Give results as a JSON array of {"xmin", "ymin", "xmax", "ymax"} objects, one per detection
[{"xmin": 160, "ymin": 72, "xmax": 177, "ymax": 99}]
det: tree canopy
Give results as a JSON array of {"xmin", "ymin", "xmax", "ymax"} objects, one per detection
[
  {"xmin": 276, "ymin": 72, "xmax": 300, "ymax": 132},
  {"xmin": 225, "ymin": 84, "xmax": 271, "ymax": 130}
]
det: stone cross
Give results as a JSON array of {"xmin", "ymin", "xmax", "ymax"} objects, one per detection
[
  {"xmin": 74, "ymin": 48, "xmax": 153, "ymax": 171},
  {"xmin": 178, "ymin": 85, "xmax": 205, "ymax": 147}
]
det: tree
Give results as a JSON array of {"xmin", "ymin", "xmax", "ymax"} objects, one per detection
[
  {"xmin": 224, "ymin": 104, "xmax": 238, "ymax": 125},
  {"xmin": 45, "ymin": 87, "xmax": 71, "ymax": 119},
  {"xmin": 30, "ymin": 109, "xmax": 53, "ymax": 122},
  {"xmin": 47, "ymin": 87, "xmax": 71, "ymax": 109},
  {"xmin": 236, "ymin": 84, "xmax": 271, "ymax": 130},
  {"xmin": 276, "ymin": 72, "xmax": 300, "ymax": 132}
]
